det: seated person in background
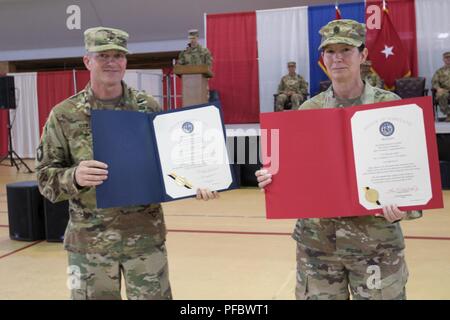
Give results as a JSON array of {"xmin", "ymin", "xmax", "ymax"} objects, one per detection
[
  {"xmin": 276, "ymin": 61, "xmax": 308, "ymax": 111},
  {"xmin": 360, "ymin": 60, "xmax": 383, "ymax": 88},
  {"xmin": 432, "ymin": 51, "xmax": 450, "ymax": 122},
  {"xmin": 177, "ymin": 29, "xmax": 212, "ymax": 67}
]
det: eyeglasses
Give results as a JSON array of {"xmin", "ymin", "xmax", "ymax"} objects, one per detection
[{"xmin": 93, "ymin": 52, "xmax": 126, "ymax": 63}]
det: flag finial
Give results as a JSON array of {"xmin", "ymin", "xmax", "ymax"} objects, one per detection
[{"xmin": 335, "ymin": 0, "xmax": 341, "ymax": 20}]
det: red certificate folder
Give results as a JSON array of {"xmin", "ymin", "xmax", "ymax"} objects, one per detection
[{"xmin": 260, "ymin": 96, "xmax": 443, "ymax": 219}]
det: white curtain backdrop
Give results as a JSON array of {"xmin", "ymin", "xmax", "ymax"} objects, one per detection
[
  {"xmin": 124, "ymin": 69, "xmax": 164, "ymax": 106},
  {"xmin": 256, "ymin": 6, "xmax": 310, "ymax": 113},
  {"xmin": 123, "ymin": 70, "xmax": 139, "ymax": 90},
  {"xmin": 415, "ymin": 0, "xmax": 450, "ymax": 90},
  {"xmin": 8, "ymin": 72, "xmax": 40, "ymax": 158},
  {"xmin": 139, "ymin": 70, "xmax": 164, "ymax": 107}
]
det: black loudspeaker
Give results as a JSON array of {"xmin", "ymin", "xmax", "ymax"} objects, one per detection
[
  {"xmin": 226, "ymin": 136, "xmax": 262, "ymax": 187},
  {"xmin": 440, "ymin": 161, "xmax": 450, "ymax": 190},
  {"xmin": 437, "ymin": 134, "xmax": 450, "ymax": 162},
  {"xmin": 239, "ymin": 136, "xmax": 262, "ymax": 187},
  {"xmin": 0, "ymin": 76, "xmax": 16, "ymax": 109},
  {"xmin": 6, "ymin": 181, "xmax": 45, "ymax": 241},
  {"xmin": 44, "ymin": 199, "xmax": 70, "ymax": 242}
]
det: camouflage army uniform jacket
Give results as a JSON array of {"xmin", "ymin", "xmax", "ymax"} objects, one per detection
[
  {"xmin": 431, "ymin": 66, "xmax": 450, "ymax": 90},
  {"xmin": 292, "ymin": 82, "xmax": 422, "ymax": 255},
  {"xmin": 35, "ymin": 82, "xmax": 167, "ymax": 256},
  {"xmin": 277, "ymin": 74, "xmax": 309, "ymax": 98},
  {"xmin": 178, "ymin": 44, "xmax": 212, "ymax": 66}
]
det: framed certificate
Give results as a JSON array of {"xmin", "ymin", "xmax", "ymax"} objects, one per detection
[
  {"xmin": 260, "ymin": 96, "xmax": 443, "ymax": 219},
  {"xmin": 91, "ymin": 102, "xmax": 237, "ymax": 209}
]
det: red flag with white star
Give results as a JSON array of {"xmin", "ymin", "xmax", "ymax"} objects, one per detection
[{"xmin": 369, "ymin": 8, "xmax": 410, "ymax": 89}]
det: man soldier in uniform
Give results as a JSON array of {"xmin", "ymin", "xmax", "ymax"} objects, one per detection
[
  {"xmin": 432, "ymin": 51, "xmax": 450, "ymax": 122},
  {"xmin": 256, "ymin": 19, "xmax": 422, "ymax": 299},
  {"xmin": 178, "ymin": 29, "xmax": 212, "ymax": 67},
  {"xmin": 275, "ymin": 61, "xmax": 309, "ymax": 111},
  {"xmin": 35, "ymin": 26, "xmax": 219, "ymax": 300},
  {"xmin": 360, "ymin": 60, "xmax": 383, "ymax": 88}
]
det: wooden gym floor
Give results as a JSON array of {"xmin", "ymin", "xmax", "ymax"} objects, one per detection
[{"xmin": 0, "ymin": 160, "xmax": 449, "ymax": 300}]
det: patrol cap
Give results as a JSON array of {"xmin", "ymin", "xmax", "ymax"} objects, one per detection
[
  {"xmin": 287, "ymin": 61, "xmax": 296, "ymax": 67},
  {"xmin": 318, "ymin": 19, "xmax": 366, "ymax": 50},
  {"xmin": 443, "ymin": 51, "xmax": 450, "ymax": 58},
  {"xmin": 188, "ymin": 29, "xmax": 199, "ymax": 39},
  {"xmin": 84, "ymin": 26, "xmax": 129, "ymax": 53}
]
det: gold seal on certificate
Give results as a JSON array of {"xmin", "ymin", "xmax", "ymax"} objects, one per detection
[
  {"xmin": 168, "ymin": 173, "xmax": 193, "ymax": 189},
  {"xmin": 364, "ymin": 187, "xmax": 380, "ymax": 205}
]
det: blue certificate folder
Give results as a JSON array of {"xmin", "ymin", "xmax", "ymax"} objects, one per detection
[{"xmin": 91, "ymin": 102, "xmax": 238, "ymax": 209}]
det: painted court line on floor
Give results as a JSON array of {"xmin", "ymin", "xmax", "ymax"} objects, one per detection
[
  {"xmin": 0, "ymin": 230, "xmax": 448, "ymax": 262},
  {"xmin": 0, "ymin": 240, "xmax": 44, "ymax": 260},
  {"xmin": 0, "ymin": 225, "xmax": 449, "ymax": 241},
  {"xmin": 0, "ymin": 224, "xmax": 449, "ymax": 240},
  {"xmin": 167, "ymin": 229, "xmax": 450, "ymax": 240}
]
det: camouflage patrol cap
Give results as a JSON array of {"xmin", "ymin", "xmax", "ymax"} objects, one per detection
[
  {"xmin": 444, "ymin": 52, "xmax": 450, "ymax": 58},
  {"xmin": 287, "ymin": 61, "xmax": 296, "ymax": 67},
  {"xmin": 84, "ymin": 26, "xmax": 129, "ymax": 53},
  {"xmin": 188, "ymin": 29, "xmax": 199, "ymax": 39},
  {"xmin": 318, "ymin": 19, "xmax": 366, "ymax": 50},
  {"xmin": 362, "ymin": 60, "xmax": 372, "ymax": 66}
]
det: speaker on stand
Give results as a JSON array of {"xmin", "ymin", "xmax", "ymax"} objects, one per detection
[
  {"xmin": 0, "ymin": 76, "xmax": 16, "ymax": 109},
  {"xmin": 0, "ymin": 75, "xmax": 33, "ymax": 172}
]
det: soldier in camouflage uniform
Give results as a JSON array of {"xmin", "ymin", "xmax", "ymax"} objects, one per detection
[
  {"xmin": 178, "ymin": 29, "xmax": 213, "ymax": 67},
  {"xmin": 35, "ymin": 26, "xmax": 219, "ymax": 300},
  {"xmin": 361, "ymin": 60, "xmax": 383, "ymax": 89},
  {"xmin": 276, "ymin": 61, "xmax": 309, "ymax": 111},
  {"xmin": 431, "ymin": 51, "xmax": 450, "ymax": 122},
  {"xmin": 256, "ymin": 19, "xmax": 422, "ymax": 300}
]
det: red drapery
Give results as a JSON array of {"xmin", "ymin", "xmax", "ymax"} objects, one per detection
[
  {"xmin": 0, "ymin": 110, "xmax": 8, "ymax": 156},
  {"xmin": 207, "ymin": 12, "xmax": 259, "ymax": 124},
  {"xmin": 75, "ymin": 70, "xmax": 90, "ymax": 92},
  {"xmin": 366, "ymin": 0, "xmax": 418, "ymax": 77},
  {"xmin": 37, "ymin": 71, "xmax": 75, "ymax": 135}
]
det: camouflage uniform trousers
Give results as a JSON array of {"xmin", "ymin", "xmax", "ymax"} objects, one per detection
[
  {"xmin": 295, "ymin": 243, "xmax": 408, "ymax": 300},
  {"xmin": 276, "ymin": 93, "xmax": 303, "ymax": 111},
  {"xmin": 67, "ymin": 243, "xmax": 172, "ymax": 300},
  {"xmin": 436, "ymin": 89, "xmax": 450, "ymax": 116}
]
